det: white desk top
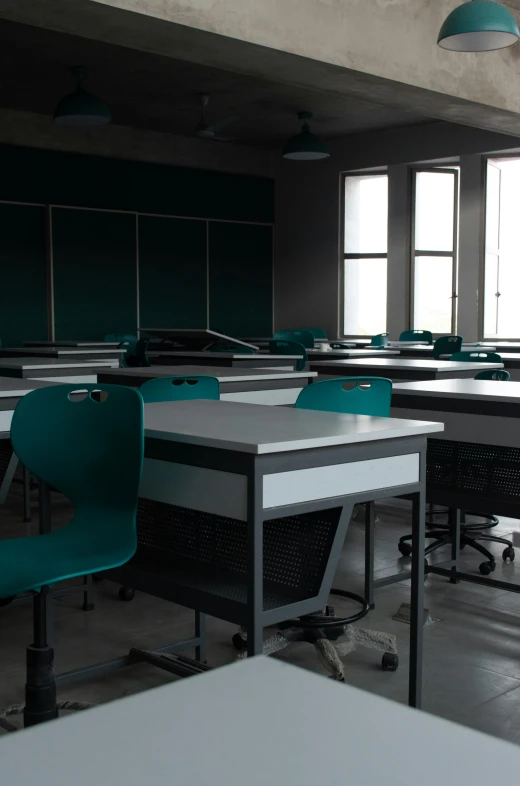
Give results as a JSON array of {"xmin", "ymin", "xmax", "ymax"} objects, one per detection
[
  {"xmin": 24, "ymin": 340, "xmax": 121, "ymax": 347},
  {"xmin": 149, "ymin": 351, "xmax": 301, "ymax": 360},
  {"xmin": 307, "ymin": 348, "xmax": 399, "ymax": 357},
  {"xmin": 0, "ymin": 358, "xmax": 119, "ymax": 370},
  {"xmin": 1, "ymin": 657, "xmax": 516, "ymax": 786},
  {"xmin": 100, "ymin": 365, "xmax": 317, "ymax": 383},
  {"xmin": 144, "ymin": 399, "xmax": 442, "ymax": 454},
  {"xmin": 310, "ymin": 358, "xmax": 503, "ymax": 371},
  {"xmin": 393, "ymin": 378, "xmax": 520, "ymax": 403},
  {"xmin": 0, "ymin": 377, "xmax": 58, "ymax": 398},
  {"xmin": 402, "ymin": 344, "xmax": 497, "ymax": 353},
  {"xmin": 388, "ymin": 340, "xmax": 430, "ymax": 347},
  {"xmin": 1, "ymin": 347, "xmax": 124, "ymax": 357}
]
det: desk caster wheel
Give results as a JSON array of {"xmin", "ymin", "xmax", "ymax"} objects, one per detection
[
  {"xmin": 479, "ymin": 561, "xmax": 496, "ymax": 576},
  {"xmin": 398, "ymin": 542, "xmax": 412, "ymax": 557},
  {"xmin": 118, "ymin": 587, "xmax": 135, "ymax": 601},
  {"xmin": 503, "ymin": 547, "xmax": 515, "ymax": 563},
  {"xmin": 232, "ymin": 632, "xmax": 248, "ymax": 651},
  {"xmin": 382, "ymin": 652, "xmax": 399, "ymax": 671}
]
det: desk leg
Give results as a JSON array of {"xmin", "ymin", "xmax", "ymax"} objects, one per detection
[
  {"xmin": 364, "ymin": 502, "xmax": 375, "ymax": 609},
  {"xmin": 409, "ymin": 490, "xmax": 425, "ymax": 709},
  {"xmin": 449, "ymin": 508, "xmax": 461, "ymax": 584},
  {"xmin": 195, "ymin": 612, "xmax": 207, "ymax": 662},
  {"xmin": 246, "ymin": 472, "xmax": 264, "ymax": 657}
]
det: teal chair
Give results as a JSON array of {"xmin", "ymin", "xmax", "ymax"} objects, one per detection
[
  {"xmin": 451, "ymin": 351, "xmax": 503, "ymax": 363},
  {"xmin": 399, "ymin": 330, "xmax": 433, "ymax": 344},
  {"xmin": 0, "ymin": 384, "xmax": 144, "ymax": 726},
  {"xmin": 296, "ymin": 377, "xmax": 392, "ymax": 416},
  {"xmin": 140, "ymin": 375, "xmax": 220, "ymax": 403},
  {"xmin": 121, "ymin": 338, "xmax": 150, "ymax": 368},
  {"xmin": 209, "ymin": 344, "xmax": 254, "ymax": 354},
  {"xmin": 269, "ymin": 340, "xmax": 307, "ymax": 371},
  {"xmin": 300, "ymin": 328, "xmax": 327, "ymax": 340},
  {"xmin": 369, "ymin": 332, "xmax": 389, "ymax": 348},
  {"xmin": 475, "ymin": 369, "xmax": 510, "ymax": 381},
  {"xmin": 433, "ymin": 335, "xmax": 462, "ymax": 359},
  {"xmin": 273, "ymin": 330, "xmax": 315, "ymax": 349}
]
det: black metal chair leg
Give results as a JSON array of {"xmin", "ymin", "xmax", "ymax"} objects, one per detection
[
  {"xmin": 460, "ymin": 535, "xmax": 495, "ymax": 562},
  {"xmin": 24, "ymin": 588, "xmax": 58, "ymax": 727}
]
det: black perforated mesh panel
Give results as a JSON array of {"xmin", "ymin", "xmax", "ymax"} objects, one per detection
[
  {"xmin": 427, "ymin": 439, "xmax": 520, "ymax": 498},
  {"xmin": 133, "ymin": 498, "xmax": 342, "ymax": 599}
]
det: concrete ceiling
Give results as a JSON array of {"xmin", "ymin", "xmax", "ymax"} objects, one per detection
[{"xmin": 0, "ymin": 19, "xmax": 432, "ymax": 149}]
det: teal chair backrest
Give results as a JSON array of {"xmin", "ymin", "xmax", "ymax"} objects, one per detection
[
  {"xmin": 105, "ymin": 333, "xmax": 137, "ymax": 343},
  {"xmin": 122, "ymin": 338, "xmax": 150, "ymax": 368},
  {"xmin": 140, "ymin": 375, "xmax": 220, "ymax": 403},
  {"xmin": 295, "ymin": 377, "xmax": 392, "ymax": 417},
  {"xmin": 399, "ymin": 330, "xmax": 433, "ymax": 344},
  {"xmin": 369, "ymin": 333, "xmax": 389, "ymax": 348},
  {"xmin": 300, "ymin": 328, "xmax": 327, "ymax": 339},
  {"xmin": 474, "ymin": 369, "xmax": 510, "ymax": 380},
  {"xmin": 273, "ymin": 330, "xmax": 315, "ymax": 349},
  {"xmin": 269, "ymin": 340, "xmax": 307, "ymax": 371},
  {"xmin": 433, "ymin": 335, "xmax": 463, "ymax": 359},
  {"xmin": 11, "ymin": 384, "xmax": 144, "ymax": 561},
  {"xmin": 209, "ymin": 344, "xmax": 255, "ymax": 354},
  {"xmin": 451, "ymin": 351, "xmax": 503, "ymax": 363}
]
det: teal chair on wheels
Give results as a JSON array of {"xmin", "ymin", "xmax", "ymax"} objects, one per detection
[
  {"xmin": 475, "ymin": 369, "xmax": 510, "ymax": 381},
  {"xmin": 140, "ymin": 375, "xmax": 220, "ymax": 403},
  {"xmin": 432, "ymin": 335, "xmax": 462, "ymax": 359},
  {"xmin": 246, "ymin": 375, "xmax": 399, "ymax": 678},
  {"xmin": 269, "ymin": 340, "xmax": 307, "ymax": 371},
  {"xmin": 399, "ymin": 329, "xmax": 433, "ymax": 344},
  {"xmin": 0, "ymin": 384, "xmax": 144, "ymax": 727},
  {"xmin": 451, "ymin": 351, "xmax": 503, "ymax": 364},
  {"xmin": 369, "ymin": 332, "xmax": 389, "ymax": 348},
  {"xmin": 120, "ymin": 338, "xmax": 150, "ymax": 368},
  {"xmin": 273, "ymin": 330, "xmax": 315, "ymax": 349}
]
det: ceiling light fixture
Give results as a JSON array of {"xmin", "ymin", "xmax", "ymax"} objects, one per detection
[
  {"xmin": 438, "ymin": 0, "xmax": 520, "ymax": 52},
  {"xmin": 54, "ymin": 66, "xmax": 111, "ymax": 127},
  {"xmin": 283, "ymin": 111, "xmax": 330, "ymax": 161}
]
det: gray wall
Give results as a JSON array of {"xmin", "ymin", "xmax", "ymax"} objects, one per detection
[{"xmin": 274, "ymin": 121, "xmax": 520, "ymax": 341}]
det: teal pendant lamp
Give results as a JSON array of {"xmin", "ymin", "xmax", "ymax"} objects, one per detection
[
  {"xmin": 438, "ymin": 0, "xmax": 520, "ymax": 51},
  {"xmin": 54, "ymin": 66, "xmax": 111, "ymax": 126},
  {"xmin": 283, "ymin": 111, "xmax": 330, "ymax": 161}
]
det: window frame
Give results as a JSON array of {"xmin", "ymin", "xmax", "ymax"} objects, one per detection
[
  {"xmin": 410, "ymin": 166, "xmax": 460, "ymax": 337},
  {"xmin": 340, "ymin": 170, "xmax": 388, "ymax": 338}
]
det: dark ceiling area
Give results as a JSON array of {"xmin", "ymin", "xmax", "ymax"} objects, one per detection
[{"xmin": 0, "ymin": 19, "xmax": 433, "ymax": 148}]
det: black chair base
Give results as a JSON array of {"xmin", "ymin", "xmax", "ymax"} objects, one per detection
[{"xmin": 399, "ymin": 529, "xmax": 515, "ymax": 576}]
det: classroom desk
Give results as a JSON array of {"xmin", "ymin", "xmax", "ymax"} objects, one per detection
[
  {"xmin": 0, "ymin": 377, "xmax": 58, "ymax": 505},
  {"xmin": 490, "ymin": 342, "xmax": 520, "ymax": 353},
  {"xmin": 0, "ymin": 357, "xmax": 119, "ymax": 382},
  {"xmin": 97, "ymin": 365, "xmax": 317, "ymax": 405},
  {"xmin": 400, "ymin": 344, "xmax": 496, "ymax": 358},
  {"xmin": 0, "ymin": 347, "xmax": 125, "ymax": 361},
  {"xmin": 3, "ymin": 656, "xmax": 519, "ymax": 786},
  {"xmin": 309, "ymin": 357, "xmax": 503, "ymax": 381},
  {"xmin": 390, "ymin": 378, "xmax": 520, "ymax": 594},
  {"xmin": 148, "ymin": 350, "xmax": 301, "ymax": 369},
  {"xmin": 108, "ymin": 399, "xmax": 441, "ymax": 707},
  {"xmin": 24, "ymin": 340, "xmax": 121, "ymax": 348},
  {"xmin": 307, "ymin": 348, "xmax": 399, "ymax": 359}
]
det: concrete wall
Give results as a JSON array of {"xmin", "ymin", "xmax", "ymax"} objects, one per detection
[
  {"xmin": 5, "ymin": 0, "xmax": 520, "ymax": 135},
  {"xmin": 274, "ymin": 121, "xmax": 520, "ymax": 341}
]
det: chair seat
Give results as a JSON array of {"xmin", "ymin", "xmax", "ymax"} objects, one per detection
[{"xmin": 0, "ymin": 515, "xmax": 135, "ymax": 599}]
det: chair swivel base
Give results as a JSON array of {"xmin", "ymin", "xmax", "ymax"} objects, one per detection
[{"xmin": 398, "ymin": 530, "xmax": 515, "ymax": 576}]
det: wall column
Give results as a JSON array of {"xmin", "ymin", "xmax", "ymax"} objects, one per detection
[{"xmin": 458, "ymin": 155, "xmax": 485, "ymax": 341}]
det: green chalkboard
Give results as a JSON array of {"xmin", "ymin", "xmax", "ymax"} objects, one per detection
[
  {"xmin": 139, "ymin": 216, "xmax": 207, "ymax": 329},
  {"xmin": 52, "ymin": 209, "xmax": 137, "ymax": 340},
  {"xmin": 209, "ymin": 222, "xmax": 273, "ymax": 337},
  {"xmin": 0, "ymin": 204, "xmax": 48, "ymax": 347}
]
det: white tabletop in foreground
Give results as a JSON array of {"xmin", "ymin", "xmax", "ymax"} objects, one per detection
[
  {"xmin": 393, "ymin": 378, "xmax": 520, "ymax": 402},
  {"xmin": 1, "ymin": 347, "xmax": 125, "ymax": 356},
  {"xmin": 1, "ymin": 658, "xmax": 517, "ymax": 786},
  {"xmin": 310, "ymin": 358, "xmax": 503, "ymax": 371},
  {"xmin": 0, "ymin": 378, "xmax": 58, "ymax": 398},
  {"xmin": 100, "ymin": 365, "xmax": 316, "ymax": 383},
  {"xmin": 144, "ymin": 399, "xmax": 443, "ymax": 453},
  {"xmin": 23, "ymin": 341, "xmax": 121, "ymax": 347}
]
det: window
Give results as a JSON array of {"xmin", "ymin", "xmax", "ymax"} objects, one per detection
[
  {"xmin": 484, "ymin": 158, "xmax": 520, "ymax": 338},
  {"xmin": 411, "ymin": 169, "xmax": 459, "ymax": 335},
  {"xmin": 343, "ymin": 173, "xmax": 388, "ymax": 336}
]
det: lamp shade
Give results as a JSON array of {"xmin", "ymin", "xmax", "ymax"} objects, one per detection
[
  {"xmin": 283, "ymin": 112, "xmax": 330, "ymax": 161},
  {"xmin": 438, "ymin": 0, "xmax": 520, "ymax": 51},
  {"xmin": 54, "ymin": 87, "xmax": 111, "ymax": 126}
]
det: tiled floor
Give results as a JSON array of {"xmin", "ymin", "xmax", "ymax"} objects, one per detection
[{"xmin": 2, "ymin": 484, "xmax": 520, "ymax": 743}]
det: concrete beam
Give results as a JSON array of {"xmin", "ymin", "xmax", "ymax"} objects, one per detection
[{"xmin": 3, "ymin": 0, "xmax": 520, "ymax": 135}]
